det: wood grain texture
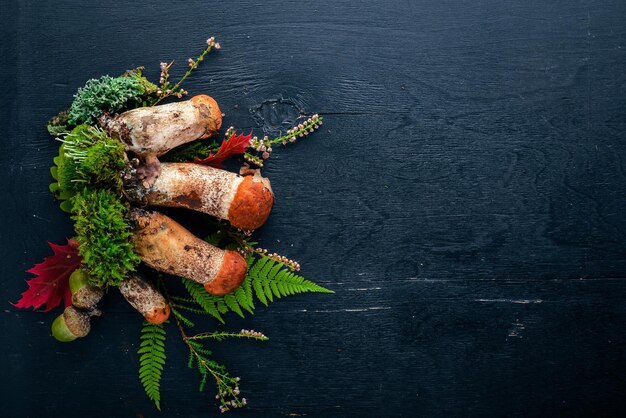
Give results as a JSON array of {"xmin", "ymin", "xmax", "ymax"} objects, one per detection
[{"xmin": 1, "ymin": 0, "xmax": 626, "ymax": 417}]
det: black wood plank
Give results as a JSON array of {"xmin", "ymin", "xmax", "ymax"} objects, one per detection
[{"xmin": 2, "ymin": 0, "xmax": 626, "ymax": 417}]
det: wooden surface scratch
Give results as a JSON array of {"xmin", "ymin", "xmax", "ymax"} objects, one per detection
[{"xmin": 1, "ymin": 0, "xmax": 626, "ymax": 417}]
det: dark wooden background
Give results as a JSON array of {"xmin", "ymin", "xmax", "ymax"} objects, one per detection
[{"xmin": 2, "ymin": 0, "xmax": 626, "ymax": 417}]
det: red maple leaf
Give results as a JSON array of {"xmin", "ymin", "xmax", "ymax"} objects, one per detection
[
  {"xmin": 194, "ymin": 132, "xmax": 251, "ymax": 168},
  {"xmin": 13, "ymin": 239, "xmax": 81, "ymax": 312}
]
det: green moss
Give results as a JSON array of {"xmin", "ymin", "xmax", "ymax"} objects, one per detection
[
  {"xmin": 72, "ymin": 188, "xmax": 140, "ymax": 287},
  {"xmin": 50, "ymin": 125, "xmax": 127, "ymax": 211},
  {"xmin": 79, "ymin": 139, "xmax": 126, "ymax": 192}
]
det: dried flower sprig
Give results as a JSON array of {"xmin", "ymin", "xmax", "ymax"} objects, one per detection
[
  {"xmin": 158, "ymin": 280, "xmax": 255, "ymax": 413},
  {"xmin": 243, "ymin": 114, "xmax": 323, "ymax": 166},
  {"xmin": 251, "ymin": 247, "xmax": 301, "ymax": 272},
  {"xmin": 187, "ymin": 329, "xmax": 269, "ymax": 342},
  {"xmin": 269, "ymin": 114, "xmax": 323, "ymax": 146},
  {"xmin": 153, "ymin": 36, "xmax": 220, "ymax": 105},
  {"xmin": 209, "ymin": 221, "xmax": 302, "ymax": 272},
  {"xmin": 185, "ymin": 337, "xmax": 247, "ymax": 412}
]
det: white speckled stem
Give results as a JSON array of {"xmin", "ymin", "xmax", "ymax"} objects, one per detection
[
  {"xmin": 100, "ymin": 96, "xmax": 220, "ymax": 157},
  {"xmin": 130, "ymin": 163, "xmax": 243, "ymax": 221},
  {"xmin": 130, "ymin": 209, "xmax": 226, "ymax": 286},
  {"xmin": 119, "ymin": 274, "xmax": 167, "ymax": 317}
]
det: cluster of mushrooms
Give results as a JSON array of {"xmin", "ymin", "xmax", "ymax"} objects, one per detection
[{"xmin": 53, "ymin": 95, "xmax": 275, "ymax": 342}]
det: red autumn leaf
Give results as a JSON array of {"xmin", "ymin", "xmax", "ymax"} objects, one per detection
[
  {"xmin": 13, "ymin": 239, "xmax": 81, "ymax": 312},
  {"xmin": 194, "ymin": 132, "xmax": 251, "ymax": 168}
]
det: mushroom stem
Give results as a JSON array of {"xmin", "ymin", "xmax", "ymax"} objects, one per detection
[{"xmin": 130, "ymin": 209, "xmax": 247, "ymax": 295}]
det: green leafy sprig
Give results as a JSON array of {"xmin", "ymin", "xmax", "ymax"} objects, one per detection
[
  {"xmin": 184, "ymin": 330, "xmax": 267, "ymax": 413},
  {"xmin": 138, "ymin": 321, "xmax": 167, "ymax": 411},
  {"xmin": 174, "ymin": 255, "xmax": 333, "ymax": 323},
  {"xmin": 160, "ymin": 140, "xmax": 221, "ymax": 163}
]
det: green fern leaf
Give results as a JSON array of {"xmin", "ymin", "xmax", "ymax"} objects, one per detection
[
  {"xmin": 171, "ymin": 306, "xmax": 195, "ymax": 327},
  {"xmin": 234, "ymin": 278, "xmax": 254, "ymax": 314},
  {"xmin": 249, "ymin": 256, "xmax": 334, "ymax": 302},
  {"xmin": 138, "ymin": 321, "xmax": 166, "ymax": 411},
  {"xmin": 182, "ymin": 255, "xmax": 332, "ymax": 322},
  {"xmin": 252, "ymin": 272, "xmax": 269, "ymax": 306},
  {"xmin": 204, "ymin": 233, "xmax": 221, "ymax": 247},
  {"xmin": 259, "ymin": 256, "xmax": 275, "ymax": 279},
  {"xmin": 223, "ymin": 293, "xmax": 244, "ymax": 318},
  {"xmin": 183, "ymin": 279, "xmax": 225, "ymax": 323}
]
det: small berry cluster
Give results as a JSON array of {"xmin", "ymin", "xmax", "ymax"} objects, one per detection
[
  {"xmin": 248, "ymin": 135, "xmax": 273, "ymax": 159},
  {"xmin": 215, "ymin": 375, "xmax": 247, "ymax": 413},
  {"xmin": 239, "ymin": 329, "xmax": 267, "ymax": 339},
  {"xmin": 277, "ymin": 114, "xmax": 323, "ymax": 145},
  {"xmin": 254, "ymin": 247, "xmax": 301, "ymax": 271},
  {"xmin": 206, "ymin": 36, "xmax": 221, "ymax": 50},
  {"xmin": 222, "ymin": 226, "xmax": 301, "ymax": 272}
]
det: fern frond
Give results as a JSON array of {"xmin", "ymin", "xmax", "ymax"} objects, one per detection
[
  {"xmin": 223, "ymin": 293, "xmax": 244, "ymax": 318},
  {"xmin": 236, "ymin": 271, "xmax": 255, "ymax": 314},
  {"xmin": 171, "ymin": 305, "xmax": 195, "ymax": 327},
  {"xmin": 138, "ymin": 321, "xmax": 166, "ymax": 411},
  {"xmin": 182, "ymin": 255, "xmax": 332, "ymax": 321},
  {"xmin": 248, "ymin": 257, "xmax": 333, "ymax": 306},
  {"xmin": 169, "ymin": 295, "xmax": 196, "ymax": 304},
  {"xmin": 183, "ymin": 279, "xmax": 227, "ymax": 323},
  {"xmin": 174, "ymin": 303, "xmax": 212, "ymax": 315}
]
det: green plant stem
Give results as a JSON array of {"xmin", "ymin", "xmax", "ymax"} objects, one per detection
[
  {"xmin": 160, "ymin": 280, "xmax": 245, "ymax": 409},
  {"xmin": 266, "ymin": 116, "xmax": 324, "ymax": 146},
  {"xmin": 187, "ymin": 331, "xmax": 268, "ymax": 342},
  {"xmin": 153, "ymin": 43, "xmax": 216, "ymax": 105}
]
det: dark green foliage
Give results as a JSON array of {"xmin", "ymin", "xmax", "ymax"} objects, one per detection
[
  {"xmin": 67, "ymin": 72, "xmax": 157, "ymax": 125},
  {"xmin": 161, "ymin": 140, "xmax": 221, "ymax": 163},
  {"xmin": 182, "ymin": 280, "xmax": 230, "ymax": 324},
  {"xmin": 248, "ymin": 256, "xmax": 333, "ymax": 305},
  {"xmin": 47, "ymin": 67, "xmax": 156, "ymax": 134},
  {"xmin": 180, "ymin": 255, "xmax": 333, "ymax": 323},
  {"xmin": 187, "ymin": 339, "xmax": 215, "ymax": 393},
  {"xmin": 71, "ymin": 188, "xmax": 140, "ymax": 287},
  {"xmin": 49, "ymin": 145, "xmax": 76, "ymax": 212},
  {"xmin": 121, "ymin": 67, "xmax": 158, "ymax": 96},
  {"xmin": 138, "ymin": 321, "xmax": 166, "ymax": 411},
  {"xmin": 169, "ymin": 302, "xmax": 196, "ymax": 328}
]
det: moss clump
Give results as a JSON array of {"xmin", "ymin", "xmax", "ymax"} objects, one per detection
[
  {"xmin": 72, "ymin": 188, "xmax": 140, "ymax": 287},
  {"xmin": 50, "ymin": 125, "xmax": 126, "ymax": 211},
  {"xmin": 67, "ymin": 71, "xmax": 157, "ymax": 125},
  {"xmin": 79, "ymin": 138, "xmax": 126, "ymax": 191},
  {"xmin": 47, "ymin": 68, "xmax": 156, "ymax": 134}
]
